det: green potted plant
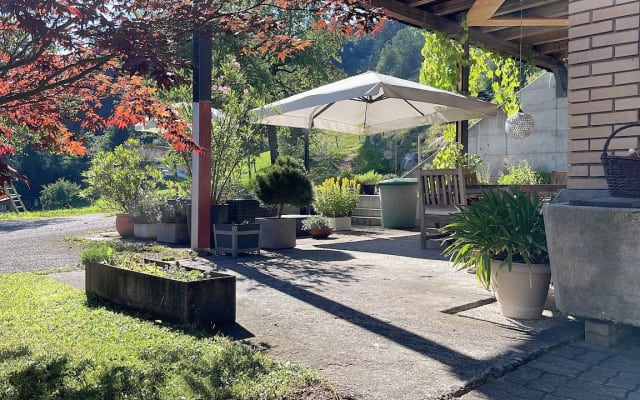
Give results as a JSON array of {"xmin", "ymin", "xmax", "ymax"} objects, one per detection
[
  {"xmin": 312, "ymin": 177, "xmax": 360, "ymax": 231},
  {"xmin": 301, "ymin": 215, "xmax": 333, "ymax": 239},
  {"xmin": 157, "ymin": 197, "xmax": 190, "ymax": 244},
  {"xmin": 129, "ymin": 194, "xmax": 162, "ymax": 240},
  {"xmin": 254, "ymin": 156, "xmax": 313, "ymax": 249},
  {"xmin": 82, "ymin": 139, "xmax": 162, "ymax": 238},
  {"xmin": 441, "ymin": 188, "xmax": 551, "ymax": 319},
  {"xmin": 355, "ymin": 170, "xmax": 383, "ymax": 195}
]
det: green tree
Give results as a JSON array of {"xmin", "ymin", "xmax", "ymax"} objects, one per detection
[
  {"xmin": 254, "ymin": 156, "xmax": 313, "ymax": 217},
  {"xmin": 376, "ymin": 27, "xmax": 424, "ymax": 80}
]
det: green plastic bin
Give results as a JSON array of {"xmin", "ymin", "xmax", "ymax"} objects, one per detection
[{"xmin": 377, "ymin": 178, "xmax": 418, "ymax": 229}]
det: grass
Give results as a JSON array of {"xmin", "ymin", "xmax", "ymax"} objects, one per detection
[
  {"xmin": 0, "ymin": 273, "xmax": 324, "ymax": 399},
  {"xmin": 0, "ymin": 205, "xmax": 107, "ymax": 220}
]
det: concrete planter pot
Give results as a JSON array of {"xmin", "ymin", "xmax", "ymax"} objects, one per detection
[
  {"xmin": 156, "ymin": 223, "xmax": 189, "ymax": 244},
  {"xmin": 256, "ymin": 217, "xmax": 296, "ymax": 249},
  {"xmin": 213, "ymin": 223, "xmax": 261, "ymax": 257},
  {"xmin": 327, "ymin": 216, "xmax": 351, "ymax": 231},
  {"xmin": 490, "ymin": 260, "xmax": 551, "ymax": 319},
  {"xmin": 543, "ymin": 202, "xmax": 640, "ymax": 325},
  {"xmin": 133, "ymin": 223, "xmax": 158, "ymax": 240},
  {"xmin": 85, "ymin": 261, "xmax": 235, "ymax": 327}
]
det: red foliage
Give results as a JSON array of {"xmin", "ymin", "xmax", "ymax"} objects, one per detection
[{"xmin": 0, "ymin": 0, "xmax": 385, "ymax": 160}]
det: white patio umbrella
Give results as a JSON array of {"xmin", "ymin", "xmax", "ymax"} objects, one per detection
[{"xmin": 252, "ymin": 71, "xmax": 497, "ymax": 135}]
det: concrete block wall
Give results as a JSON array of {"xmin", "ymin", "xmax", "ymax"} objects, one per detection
[
  {"xmin": 567, "ymin": 0, "xmax": 640, "ymax": 189},
  {"xmin": 468, "ymin": 72, "xmax": 568, "ymax": 180}
]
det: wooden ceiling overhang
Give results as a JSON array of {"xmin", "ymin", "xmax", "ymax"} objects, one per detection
[{"xmin": 364, "ymin": 0, "xmax": 569, "ymax": 74}]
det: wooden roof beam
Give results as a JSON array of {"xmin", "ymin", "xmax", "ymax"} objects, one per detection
[
  {"xmin": 466, "ymin": 0, "xmax": 566, "ymax": 27},
  {"xmin": 365, "ymin": 0, "xmax": 562, "ymax": 71}
]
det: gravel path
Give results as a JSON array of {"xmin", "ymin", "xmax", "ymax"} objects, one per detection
[{"xmin": 0, "ymin": 214, "xmax": 114, "ymax": 273}]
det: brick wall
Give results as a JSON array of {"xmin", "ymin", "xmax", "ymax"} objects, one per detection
[{"xmin": 567, "ymin": 0, "xmax": 640, "ymax": 189}]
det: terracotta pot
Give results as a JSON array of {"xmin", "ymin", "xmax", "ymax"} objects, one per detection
[
  {"xmin": 115, "ymin": 213, "xmax": 134, "ymax": 238},
  {"xmin": 308, "ymin": 227, "xmax": 333, "ymax": 239}
]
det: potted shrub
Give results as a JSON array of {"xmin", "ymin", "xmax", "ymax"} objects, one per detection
[
  {"xmin": 355, "ymin": 170, "xmax": 383, "ymax": 195},
  {"xmin": 313, "ymin": 177, "xmax": 360, "ymax": 231},
  {"xmin": 82, "ymin": 139, "xmax": 162, "ymax": 238},
  {"xmin": 129, "ymin": 194, "xmax": 162, "ymax": 240},
  {"xmin": 301, "ymin": 215, "xmax": 333, "ymax": 239},
  {"xmin": 254, "ymin": 156, "xmax": 313, "ymax": 249},
  {"xmin": 157, "ymin": 197, "xmax": 190, "ymax": 244},
  {"xmin": 82, "ymin": 243, "xmax": 235, "ymax": 327},
  {"xmin": 441, "ymin": 188, "xmax": 551, "ymax": 319}
]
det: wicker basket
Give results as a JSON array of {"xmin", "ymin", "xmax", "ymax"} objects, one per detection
[{"xmin": 601, "ymin": 122, "xmax": 640, "ymax": 197}]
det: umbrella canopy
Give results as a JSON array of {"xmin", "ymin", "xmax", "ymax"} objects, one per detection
[{"xmin": 253, "ymin": 71, "xmax": 497, "ymax": 135}]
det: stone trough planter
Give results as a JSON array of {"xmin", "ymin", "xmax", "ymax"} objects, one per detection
[{"xmin": 85, "ymin": 260, "xmax": 235, "ymax": 328}]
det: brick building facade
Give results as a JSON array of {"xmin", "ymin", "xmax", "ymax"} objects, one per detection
[{"xmin": 568, "ymin": 0, "xmax": 640, "ymax": 189}]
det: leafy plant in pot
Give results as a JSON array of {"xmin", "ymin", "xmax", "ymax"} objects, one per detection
[
  {"xmin": 254, "ymin": 156, "xmax": 313, "ymax": 249},
  {"xmin": 312, "ymin": 177, "xmax": 360, "ymax": 231},
  {"xmin": 441, "ymin": 188, "xmax": 551, "ymax": 319},
  {"xmin": 82, "ymin": 139, "xmax": 162, "ymax": 238},
  {"xmin": 355, "ymin": 170, "xmax": 383, "ymax": 195},
  {"xmin": 129, "ymin": 194, "xmax": 163, "ymax": 240},
  {"xmin": 301, "ymin": 215, "xmax": 332, "ymax": 239}
]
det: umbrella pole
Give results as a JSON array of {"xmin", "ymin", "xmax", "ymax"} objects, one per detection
[{"xmin": 304, "ymin": 129, "xmax": 310, "ymax": 172}]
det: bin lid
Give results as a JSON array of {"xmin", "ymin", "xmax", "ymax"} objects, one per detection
[{"xmin": 378, "ymin": 178, "xmax": 418, "ymax": 185}]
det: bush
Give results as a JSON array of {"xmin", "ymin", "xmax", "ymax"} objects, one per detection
[
  {"xmin": 82, "ymin": 139, "xmax": 162, "ymax": 213},
  {"xmin": 354, "ymin": 170, "xmax": 383, "ymax": 185},
  {"xmin": 313, "ymin": 177, "xmax": 360, "ymax": 217},
  {"xmin": 40, "ymin": 178, "xmax": 86, "ymax": 210},
  {"xmin": 498, "ymin": 159, "xmax": 549, "ymax": 185},
  {"xmin": 254, "ymin": 156, "xmax": 313, "ymax": 217}
]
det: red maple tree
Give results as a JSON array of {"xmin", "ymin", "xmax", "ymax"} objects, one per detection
[{"xmin": 0, "ymin": 0, "xmax": 384, "ymax": 189}]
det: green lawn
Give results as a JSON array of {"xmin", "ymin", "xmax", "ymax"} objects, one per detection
[
  {"xmin": 0, "ymin": 273, "xmax": 323, "ymax": 399},
  {"xmin": 0, "ymin": 205, "xmax": 107, "ymax": 220}
]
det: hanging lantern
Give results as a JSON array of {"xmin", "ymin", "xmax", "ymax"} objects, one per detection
[
  {"xmin": 505, "ymin": 109, "xmax": 535, "ymax": 139},
  {"xmin": 504, "ymin": 0, "xmax": 534, "ymax": 140}
]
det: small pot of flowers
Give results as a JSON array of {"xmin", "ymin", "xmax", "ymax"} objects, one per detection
[{"xmin": 302, "ymin": 215, "xmax": 333, "ymax": 239}]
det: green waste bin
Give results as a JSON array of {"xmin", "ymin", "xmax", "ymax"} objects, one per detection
[{"xmin": 378, "ymin": 178, "xmax": 418, "ymax": 229}]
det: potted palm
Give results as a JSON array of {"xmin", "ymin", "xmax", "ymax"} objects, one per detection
[
  {"xmin": 313, "ymin": 177, "xmax": 360, "ymax": 231},
  {"xmin": 301, "ymin": 215, "xmax": 333, "ymax": 239},
  {"xmin": 441, "ymin": 188, "xmax": 551, "ymax": 319},
  {"xmin": 254, "ymin": 156, "xmax": 313, "ymax": 249}
]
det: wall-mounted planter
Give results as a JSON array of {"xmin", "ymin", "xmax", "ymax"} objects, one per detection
[
  {"xmin": 85, "ymin": 261, "xmax": 236, "ymax": 328},
  {"xmin": 213, "ymin": 223, "xmax": 260, "ymax": 257}
]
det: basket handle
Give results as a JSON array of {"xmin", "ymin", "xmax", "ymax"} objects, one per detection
[{"xmin": 602, "ymin": 122, "xmax": 640, "ymax": 157}]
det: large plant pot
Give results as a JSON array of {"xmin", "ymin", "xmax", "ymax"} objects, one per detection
[
  {"xmin": 308, "ymin": 227, "xmax": 333, "ymax": 239},
  {"xmin": 214, "ymin": 223, "xmax": 261, "ymax": 257},
  {"xmin": 327, "ymin": 216, "xmax": 351, "ymax": 232},
  {"xmin": 157, "ymin": 223, "xmax": 189, "ymax": 244},
  {"xmin": 133, "ymin": 223, "xmax": 158, "ymax": 240},
  {"xmin": 85, "ymin": 261, "xmax": 235, "ymax": 327},
  {"xmin": 115, "ymin": 213, "xmax": 134, "ymax": 238},
  {"xmin": 210, "ymin": 204, "xmax": 230, "ymax": 248},
  {"xmin": 490, "ymin": 260, "xmax": 551, "ymax": 319},
  {"xmin": 256, "ymin": 217, "xmax": 296, "ymax": 249}
]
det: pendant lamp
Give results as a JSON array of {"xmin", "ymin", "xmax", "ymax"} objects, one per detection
[{"xmin": 505, "ymin": 0, "xmax": 534, "ymax": 139}]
